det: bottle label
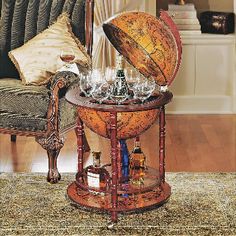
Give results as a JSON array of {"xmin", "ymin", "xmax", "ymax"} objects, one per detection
[{"xmin": 87, "ymin": 172, "xmax": 100, "ymax": 188}]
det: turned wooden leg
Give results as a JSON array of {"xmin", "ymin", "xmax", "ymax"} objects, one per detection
[
  {"xmin": 10, "ymin": 135, "xmax": 16, "ymax": 142},
  {"xmin": 75, "ymin": 117, "xmax": 84, "ymax": 174},
  {"xmin": 76, "ymin": 109, "xmax": 90, "ymax": 153},
  {"xmin": 74, "ymin": 128, "xmax": 90, "ymax": 154},
  {"xmin": 36, "ymin": 134, "xmax": 64, "ymax": 183},
  {"xmin": 83, "ymin": 133, "xmax": 90, "ymax": 153},
  {"xmin": 110, "ymin": 111, "xmax": 118, "ymax": 223},
  {"xmin": 159, "ymin": 105, "xmax": 166, "ymax": 184}
]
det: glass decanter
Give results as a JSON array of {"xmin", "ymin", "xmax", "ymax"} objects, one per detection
[{"xmin": 110, "ymin": 54, "xmax": 130, "ymax": 104}]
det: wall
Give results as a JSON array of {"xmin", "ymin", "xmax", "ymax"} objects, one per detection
[
  {"xmin": 166, "ymin": 35, "xmax": 235, "ymax": 114},
  {"xmin": 157, "ymin": 0, "xmax": 234, "ymax": 14},
  {"xmin": 156, "ymin": 0, "xmax": 236, "ymax": 114},
  {"xmin": 234, "ymin": 1, "xmax": 236, "ymax": 112},
  {"xmin": 145, "ymin": 0, "xmax": 156, "ymax": 15}
]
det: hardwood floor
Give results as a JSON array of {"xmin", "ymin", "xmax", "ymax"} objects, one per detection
[{"xmin": 0, "ymin": 115, "xmax": 235, "ymax": 173}]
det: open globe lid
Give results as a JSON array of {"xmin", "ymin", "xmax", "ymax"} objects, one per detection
[{"xmin": 103, "ymin": 11, "xmax": 182, "ymax": 86}]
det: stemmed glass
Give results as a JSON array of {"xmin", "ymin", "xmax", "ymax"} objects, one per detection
[
  {"xmin": 105, "ymin": 67, "xmax": 116, "ymax": 86},
  {"xmin": 60, "ymin": 48, "xmax": 75, "ymax": 69},
  {"xmin": 79, "ymin": 66, "xmax": 156, "ymax": 104},
  {"xmin": 79, "ymin": 72, "xmax": 93, "ymax": 97},
  {"xmin": 91, "ymin": 82, "xmax": 111, "ymax": 104},
  {"xmin": 125, "ymin": 67, "xmax": 140, "ymax": 90},
  {"xmin": 90, "ymin": 69, "xmax": 111, "ymax": 104},
  {"xmin": 132, "ymin": 77, "xmax": 156, "ymax": 103}
]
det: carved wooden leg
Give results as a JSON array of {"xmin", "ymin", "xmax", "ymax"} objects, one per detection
[
  {"xmin": 47, "ymin": 149, "xmax": 61, "ymax": 183},
  {"xmin": 36, "ymin": 134, "xmax": 64, "ymax": 183},
  {"xmin": 159, "ymin": 106, "xmax": 166, "ymax": 184},
  {"xmin": 110, "ymin": 111, "xmax": 118, "ymax": 223}
]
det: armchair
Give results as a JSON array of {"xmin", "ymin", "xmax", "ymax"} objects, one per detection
[{"xmin": 0, "ymin": 0, "xmax": 94, "ymax": 183}]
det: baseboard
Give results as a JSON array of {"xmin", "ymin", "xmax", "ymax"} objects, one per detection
[{"xmin": 166, "ymin": 95, "xmax": 234, "ymax": 114}]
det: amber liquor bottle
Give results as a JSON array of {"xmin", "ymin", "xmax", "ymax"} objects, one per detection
[
  {"xmin": 129, "ymin": 137, "xmax": 146, "ymax": 183},
  {"xmin": 85, "ymin": 151, "xmax": 110, "ymax": 193}
]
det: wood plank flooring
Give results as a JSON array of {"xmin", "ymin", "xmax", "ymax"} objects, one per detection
[{"xmin": 0, "ymin": 115, "xmax": 235, "ymax": 173}]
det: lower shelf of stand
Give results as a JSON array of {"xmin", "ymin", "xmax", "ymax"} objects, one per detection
[
  {"xmin": 67, "ymin": 181, "xmax": 171, "ymax": 212},
  {"xmin": 77, "ymin": 166, "xmax": 161, "ymax": 195}
]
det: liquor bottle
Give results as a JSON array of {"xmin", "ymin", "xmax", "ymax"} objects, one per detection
[
  {"xmin": 110, "ymin": 54, "xmax": 129, "ymax": 104},
  {"xmin": 129, "ymin": 137, "xmax": 146, "ymax": 185},
  {"xmin": 85, "ymin": 151, "xmax": 110, "ymax": 193},
  {"xmin": 120, "ymin": 140, "xmax": 129, "ymax": 197},
  {"xmin": 120, "ymin": 140, "xmax": 129, "ymax": 183}
]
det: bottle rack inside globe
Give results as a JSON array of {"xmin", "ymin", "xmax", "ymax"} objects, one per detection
[{"xmin": 66, "ymin": 87, "xmax": 173, "ymax": 224}]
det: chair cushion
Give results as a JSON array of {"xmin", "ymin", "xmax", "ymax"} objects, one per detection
[
  {"xmin": 0, "ymin": 78, "xmax": 77, "ymax": 132},
  {"xmin": 0, "ymin": 0, "xmax": 86, "ymax": 79},
  {"xmin": 59, "ymin": 97, "xmax": 77, "ymax": 131},
  {"xmin": 8, "ymin": 13, "xmax": 90, "ymax": 85},
  {"xmin": 0, "ymin": 78, "xmax": 49, "ymax": 131}
]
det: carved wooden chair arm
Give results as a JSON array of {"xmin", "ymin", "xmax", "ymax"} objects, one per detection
[
  {"xmin": 50, "ymin": 71, "xmax": 78, "ymax": 95},
  {"xmin": 45, "ymin": 71, "xmax": 78, "ymax": 138}
]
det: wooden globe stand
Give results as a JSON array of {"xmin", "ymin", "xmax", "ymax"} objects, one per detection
[{"xmin": 66, "ymin": 86, "xmax": 173, "ymax": 225}]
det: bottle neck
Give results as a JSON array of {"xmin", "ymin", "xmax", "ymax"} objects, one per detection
[
  {"xmin": 116, "ymin": 54, "xmax": 124, "ymax": 71},
  {"xmin": 92, "ymin": 152, "xmax": 101, "ymax": 168},
  {"xmin": 93, "ymin": 157, "xmax": 100, "ymax": 168},
  {"xmin": 133, "ymin": 139, "xmax": 141, "ymax": 152},
  {"xmin": 134, "ymin": 141, "xmax": 141, "ymax": 148},
  {"xmin": 116, "ymin": 54, "xmax": 125, "ymax": 79}
]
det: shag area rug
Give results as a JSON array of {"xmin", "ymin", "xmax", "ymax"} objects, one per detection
[{"xmin": 0, "ymin": 173, "xmax": 235, "ymax": 236}]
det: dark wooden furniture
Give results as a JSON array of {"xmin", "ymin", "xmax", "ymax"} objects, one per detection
[
  {"xmin": 0, "ymin": 0, "xmax": 94, "ymax": 183},
  {"xmin": 66, "ymin": 86, "xmax": 173, "ymax": 225}
]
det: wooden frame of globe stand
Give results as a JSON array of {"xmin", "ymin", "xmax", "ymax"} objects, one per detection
[{"xmin": 66, "ymin": 87, "xmax": 173, "ymax": 226}]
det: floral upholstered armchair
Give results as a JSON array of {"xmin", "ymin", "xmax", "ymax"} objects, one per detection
[{"xmin": 0, "ymin": 0, "xmax": 94, "ymax": 183}]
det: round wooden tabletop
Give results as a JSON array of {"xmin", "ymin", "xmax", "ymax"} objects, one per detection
[{"xmin": 65, "ymin": 85, "xmax": 173, "ymax": 113}]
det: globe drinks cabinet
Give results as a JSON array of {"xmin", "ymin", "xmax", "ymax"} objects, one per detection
[{"xmin": 66, "ymin": 11, "xmax": 182, "ymax": 226}]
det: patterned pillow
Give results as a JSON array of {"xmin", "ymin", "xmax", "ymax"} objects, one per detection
[{"xmin": 8, "ymin": 13, "xmax": 91, "ymax": 85}]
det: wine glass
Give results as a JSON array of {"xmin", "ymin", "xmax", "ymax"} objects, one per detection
[
  {"xmin": 79, "ymin": 72, "xmax": 93, "ymax": 97},
  {"xmin": 105, "ymin": 67, "xmax": 116, "ymax": 85},
  {"xmin": 90, "ymin": 69, "xmax": 111, "ymax": 104},
  {"xmin": 91, "ymin": 82, "xmax": 111, "ymax": 104},
  {"xmin": 92, "ymin": 68, "xmax": 104, "ymax": 82},
  {"xmin": 60, "ymin": 48, "xmax": 75, "ymax": 68},
  {"xmin": 125, "ymin": 67, "xmax": 140, "ymax": 90},
  {"xmin": 132, "ymin": 77, "xmax": 156, "ymax": 103}
]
